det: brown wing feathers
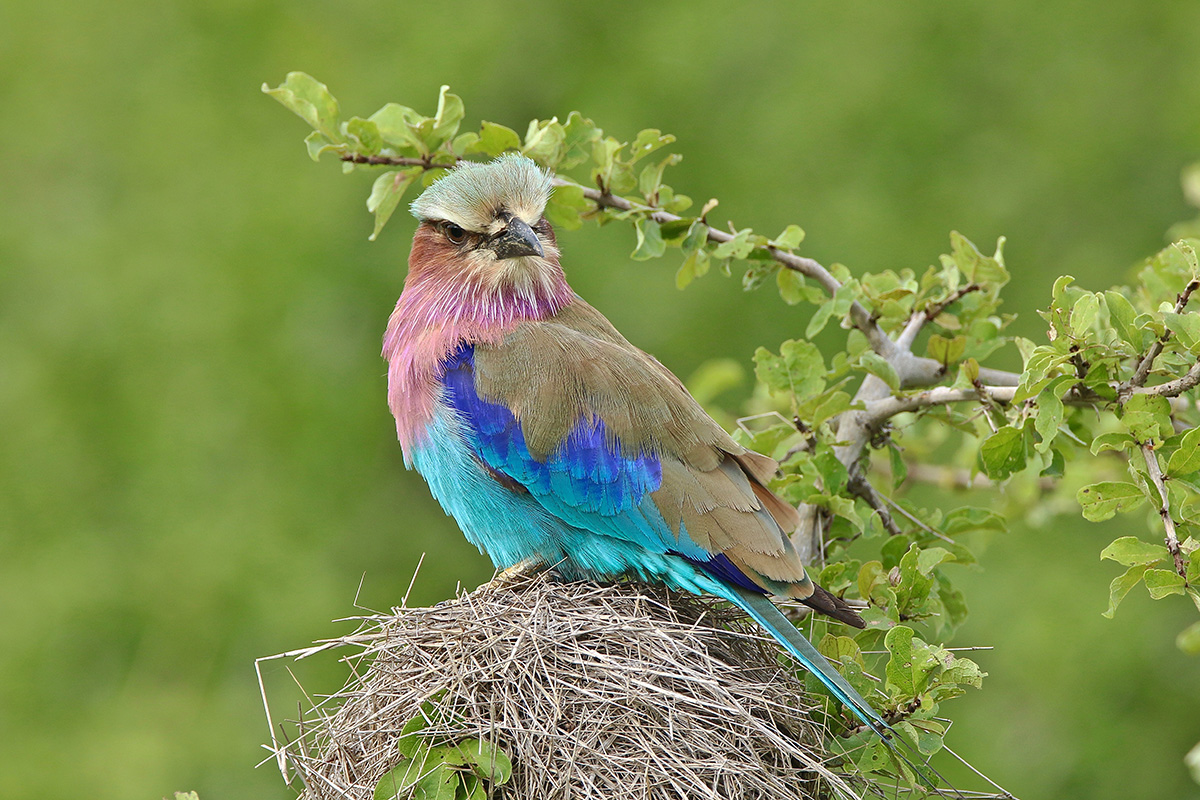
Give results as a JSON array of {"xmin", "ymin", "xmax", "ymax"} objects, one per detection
[{"xmin": 473, "ymin": 298, "xmax": 861, "ymax": 625}]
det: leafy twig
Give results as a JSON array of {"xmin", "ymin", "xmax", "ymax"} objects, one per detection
[
  {"xmin": 923, "ymin": 283, "xmax": 982, "ymax": 323},
  {"xmin": 1120, "ymin": 277, "xmax": 1200, "ymax": 399},
  {"xmin": 1140, "ymin": 442, "xmax": 1189, "ymax": 578},
  {"xmin": 846, "ymin": 472, "xmax": 904, "ymax": 536}
]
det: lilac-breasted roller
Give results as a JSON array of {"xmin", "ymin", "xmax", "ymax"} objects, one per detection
[{"xmin": 383, "ymin": 154, "xmax": 889, "ymax": 737}]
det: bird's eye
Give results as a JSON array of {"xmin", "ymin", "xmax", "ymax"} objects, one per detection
[{"xmin": 443, "ymin": 222, "xmax": 467, "ymax": 244}]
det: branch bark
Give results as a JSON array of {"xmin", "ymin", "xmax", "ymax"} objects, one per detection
[
  {"xmin": 1133, "ymin": 361, "xmax": 1200, "ymax": 398},
  {"xmin": 1140, "ymin": 443, "xmax": 1189, "ymax": 579}
]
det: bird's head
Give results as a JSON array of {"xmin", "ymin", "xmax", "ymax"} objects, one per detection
[{"xmin": 406, "ymin": 154, "xmax": 567, "ymax": 319}]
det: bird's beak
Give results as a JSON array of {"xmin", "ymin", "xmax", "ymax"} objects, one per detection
[{"xmin": 489, "ymin": 217, "xmax": 544, "ymax": 260}]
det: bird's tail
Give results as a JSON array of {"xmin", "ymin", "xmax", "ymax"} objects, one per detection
[
  {"xmin": 728, "ymin": 587, "xmax": 959, "ymax": 792},
  {"xmin": 728, "ymin": 587, "xmax": 890, "ymax": 736}
]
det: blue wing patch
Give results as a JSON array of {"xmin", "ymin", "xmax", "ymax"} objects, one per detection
[
  {"xmin": 442, "ymin": 344, "xmax": 660, "ymax": 512},
  {"xmin": 440, "ymin": 344, "xmax": 713, "ymax": 562}
]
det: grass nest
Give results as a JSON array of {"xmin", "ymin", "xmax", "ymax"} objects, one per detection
[{"xmin": 264, "ymin": 572, "xmax": 863, "ymax": 800}]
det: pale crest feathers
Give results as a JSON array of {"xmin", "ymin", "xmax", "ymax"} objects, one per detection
[{"xmin": 410, "ymin": 154, "xmax": 553, "ymax": 232}]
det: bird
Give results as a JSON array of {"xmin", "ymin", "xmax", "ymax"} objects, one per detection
[{"xmin": 382, "ymin": 153, "xmax": 890, "ymax": 739}]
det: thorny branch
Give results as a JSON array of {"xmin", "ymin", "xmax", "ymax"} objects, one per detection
[{"xmin": 1140, "ymin": 442, "xmax": 1189, "ymax": 579}]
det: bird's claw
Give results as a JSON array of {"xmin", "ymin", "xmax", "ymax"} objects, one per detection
[{"xmin": 493, "ymin": 559, "xmax": 545, "ymax": 586}]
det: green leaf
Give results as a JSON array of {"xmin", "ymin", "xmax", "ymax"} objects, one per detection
[
  {"xmin": 818, "ymin": 634, "xmax": 865, "ymax": 667},
  {"xmin": 366, "ymin": 168, "xmax": 421, "ymax": 241},
  {"xmin": 927, "ymin": 334, "xmax": 966, "ymax": 365},
  {"xmin": 631, "ymin": 218, "xmax": 666, "ymax": 261},
  {"xmin": 544, "ymin": 183, "xmax": 588, "ymax": 231},
  {"xmin": 945, "ymin": 231, "xmax": 1009, "ymax": 288},
  {"xmin": 1100, "ymin": 535, "xmax": 1169, "ymax": 566},
  {"xmin": 1104, "ymin": 290, "xmax": 1142, "ymax": 347},
  {"xmin": 979, "ymin": 427, "xmax": 1026, "ymax": 480},
  {"xmin": 770, "ymin": 224, "xmax": 806, "ymax": 250},
  {"xmin": 775, "ymin": 268, "xmax": 800, "ymax": 304},
  {"xmin": 522, "ymin": 118, "xmax": 566, "ymax": 166},
  {"xmin": 1078, "ymin": 483, "xmax": 1147, "ymax": 522},
  {"xmin": 905, "ymin": 718, "xmax": 948, "ymax": 757},
  {"xmin": 888, "ymin": 443, "xmax": 908, "ymax": 490},
  {"xmin": 1176, "ymin": 239, "xmax": 1200, "ymax": 273},
  {"xmin": 1168, "ymin": 427, "xmax": 1200, "ymax": 475},
  {"xmin": 303, "ymin": 131, "xmax": 341, "ymax": 162},
  {"xmin": 942, "ymin": 506, "xmax": 1007, "ymax": 536},
  {"xmin": 414, "ymin": 764, "xmax": 459, "ymax": 800},
  {"xmin": 1090, "ymin": 432, "xmax": 1134, "ymax": 455},
  {"xmin": 858, "ymin": 350, "xmax": 900, "ymax": 391},
  {"xmin": 462, "ymin": 775, "xmax": 486, "ymax": 800},
  {"xmin": 712, "ymin": 228, "xmax": 755, "ymax": 260},
  {"xmin": 638, "ymin": 153, "xmax": 682, "ymax": 200},
  {"xmin": 814, "ymin": 448, "xmax": 849, "ymax": 494},
  {"xmin": 1103, "ymin": 564, "xmax": 1148, "ymax": 618},
  {"xmin": 1144, "ymin": 568, "xmax": 1186, "ymax": 599},
  {"xmin": 420, "ymin": 86, "xmax": 465, "ymax": 152},
  {"xmin": 675, "ymin": 248, "xmax": 709, "ymax": 289},
  {"xmin": 454, "ymin": 739, "xmax": 513, "ymax": 785},
  {"xmin": 628, "ymin": 128, "xmax": 675, "ymax": 164},
  {"xmin": 805, "ymin": 390, "xmax": 852, "ymax": 427},
  {"xmin": 1120, "ymin": 394, "xmax": 1174, "ymax": 444},
  {"xmin": 1034, "ymin": 384, "xmax": 1066, "ymax": 454},
  {"xmin": 1164, "ymin": 311, "xmax": 1200, "ymax": 354},
  {"xmin": 1177, "ymin": 620, "xmax": 1200, "ymax": 655},
  {"xmin": 754, "ymin": 340, "xmax": 826, "ymax": 398},
  {"xmin": 344, "ymin": 116, "xmax": 383, "ymax": 155},
  {"xmin": 883, "ymin": 626, "xmax": 917, "ymax": 699},
  {"xmin": 463, "ymin": 121, "xmax": 521, "ymax": 157},
  {"xmin": 805, "ymin": 300, "xmax": 835, "ymax": 339},
  {"xmin": 370, "ymin": 103, "xmax": 426, "ymax": 153},
  {"xmin": 263, "ymin": 72, "xmax": 343, "ymax": 141},
  {"xmin": 560, "ymin": 111, "xmax": 601, "ymax": 169},
  {"xmin": 1070, "ymin": 293, "xmax": 1099, "ymax": 338},
  {"xmin": 375, "ymin": 743, "xmax": 429, "ymax": 800}
]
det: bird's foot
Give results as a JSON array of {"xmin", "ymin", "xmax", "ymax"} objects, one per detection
[{"xmin": 493, "ymin": 558, "xmax": 545, "ymax": 587}]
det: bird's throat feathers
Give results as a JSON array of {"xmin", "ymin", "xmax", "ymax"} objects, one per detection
[{"xmin": 383, "ymin": 225, "xmax": 573, "ymax": 457}]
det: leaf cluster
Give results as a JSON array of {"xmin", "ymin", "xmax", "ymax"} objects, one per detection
[{"xmin": 374, "ymin": 693, "xmax": 513, "ymax": 800}]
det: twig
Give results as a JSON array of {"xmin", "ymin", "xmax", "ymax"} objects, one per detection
[
  {"xmin": 573, "ymin": 177, "xmax": 904, "ymax": 358},
  {"xmin": 1120, "ymin": 278, "xmax": 1200, "ymax": 399},
  {"xmin": 341, "ymin": 153, "xmax": 454, "ymax": 168},
  {"xmin": 924, "ymin": 284, "xmax": 983, "ymax": 322},
  {"xmin": 878, "ymin": 492, "xmax": 955, "ymax": 544},
  {"xmin": 901, "ymin": 463, "xmax": 1058, "ymax": 492},
  {"xmin": 1133, "ymin": 360, "xmax": 1200, "ymax": 398},
  {"xmin": 859, "ymin": 385, "xmax": 1016, "ymax": 431},
  {"xmin": 846, "ymin": 472, "xmax": 904, "ymax": 536},
  {"xmin": 1140, "ymin": 442, "xmax": 1188, "ymax": 579}
]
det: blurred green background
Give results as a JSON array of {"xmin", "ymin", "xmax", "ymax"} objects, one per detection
[{"xmin": 3, "ymin": 1, "xmax": 1199, "ymax": 798}]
